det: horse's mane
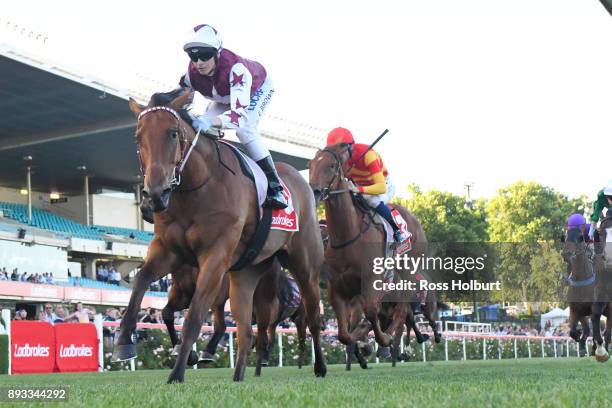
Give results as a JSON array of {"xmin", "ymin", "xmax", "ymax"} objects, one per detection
[{"xmin": 147, "ymin": 89, "xmax": 195, "ymax": 127}]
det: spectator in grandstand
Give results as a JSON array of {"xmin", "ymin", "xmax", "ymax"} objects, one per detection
[
  {"xmin": 37, "ymin": 310, "xmax": 47, "ymax": 322},
  {"xmin": 103, "ymin": 308, "xmax": 119, "ymax": 349},
  {"xmin": 73, "ymin": 276, "xmax": 81, "ymax": 287},
  {"xmin": 43, "ymin": 303, "xmax": 57, "ymax": 324},
  {"xmin": 20, "ymin": 271, "xmax": 28, "ymax": 282},
  {"xmin": 0, "ymin": 271, "xmax": 7, "ymax": 281},
  {"xmin": 13, "ymin": 309, "xmax": 27, "ymax": 320},
  {"xmin": 109, "ymin": 268, "xmax": 121, "ymax": 285},
  {"xmin": 10, "ymin": 269, "xmax": 18, "ymax": 281},
  {"xmin": 141, "ymin": 308, "xmax": 161, "ymax": 324},
  {"xmin": 66, "ymin": 302, "xmax": 90, "ymax": 323},
  {"xmin": 53, "ymin": 306, "xmax": 66, "ymax": 323},
  {"xmin": 97, "ymin": 265, "xmax": 108, "ymax": 282},
  {"xmin": 46, "ymin": 273, "xmax": 54, "ymax": 285},
  {"xmin": 87, "ymin": 306, "xmax": 97, "ymax": 322}
]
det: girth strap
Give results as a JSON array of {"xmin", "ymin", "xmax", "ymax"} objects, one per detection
[{"xmin": 230, "ymin": 206, "xmax": 273, "ymax": 271}]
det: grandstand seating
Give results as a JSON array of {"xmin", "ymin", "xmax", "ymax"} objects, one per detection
[
  {"xmin": 0, "ymin": 202, "xmax": 152, "ymax": 243},
  {"xmin": 92, "ymin": 225, "xmax": 153, "ymax": 243},
  {"xmin": 61, "ymin": 277, "xmax": 167, "ymax": 297}
]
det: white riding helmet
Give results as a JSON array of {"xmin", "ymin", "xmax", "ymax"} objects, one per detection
[
  {"xmin": 183, "ymin": 24, "xmax": 223, "ymax": 52},
  {"xmin": 604, "ymin": 179, "xmax": 612, "ymax": 196}
]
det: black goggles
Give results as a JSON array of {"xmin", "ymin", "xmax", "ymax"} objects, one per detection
[{"xmin": 187, "ymin": 48, "xmax": 216, "ymax": 63}]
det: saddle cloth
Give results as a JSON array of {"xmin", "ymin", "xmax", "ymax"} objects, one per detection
[
  {"xmin": 374, "ymin": 206, "xmax": 413, "ymax": 285},
  {"xmin": 220, "ymin": 141, "xmax": 299, "ymax": 232}
]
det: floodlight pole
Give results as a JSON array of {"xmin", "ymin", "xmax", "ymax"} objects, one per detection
[
  {"xmin": 26, "ymin": 166, "xmax": 32, "ymax": 223},
  {"xmin": 84, "ymin": 175, "xmax": 90, "ymax": 226}
]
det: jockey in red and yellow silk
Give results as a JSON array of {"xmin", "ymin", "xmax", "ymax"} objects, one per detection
[{"xmin": 326, "ymin": 127, "xmax": 408, "ymax": 243}]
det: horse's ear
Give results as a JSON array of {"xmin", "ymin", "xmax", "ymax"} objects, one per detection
[
  {"xmin": 169, "ymin": 91, "xmax": 194, "ymax": 112},
  {"xmin": 129, "ymin": 98, "xmax": 145, "ymax": 118}
]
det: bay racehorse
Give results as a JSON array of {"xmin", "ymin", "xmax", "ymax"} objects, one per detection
[
  {"xmin": 309, "ymin": 142, "xmax": 428, "ymax": 369},
  {"xmin": 563, "ymin": 225, "xmax": 595, "ymax": 356},
  {"xmin": 591, "ymin": 213, "xmax": 612, "ymax": 361},
  {"xmin": 112, "ymin": 91, "xmax": 326, "ymax": 382}
]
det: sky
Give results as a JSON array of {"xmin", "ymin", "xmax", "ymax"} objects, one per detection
[{"xmin": 3, "ymin": 0, "xmax": 612, "ymax": 200}]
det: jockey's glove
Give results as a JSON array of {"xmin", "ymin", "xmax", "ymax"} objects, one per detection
[
  {"xmin": 348, "ymin": 180, "xmax": 360, "ymax": 194},
  {"xmin": 193, "ymin": 117, "xmax": 213, "ymax": 133}
]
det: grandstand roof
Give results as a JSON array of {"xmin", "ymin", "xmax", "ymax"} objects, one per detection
[{"xmin": 0, "ymin": 46, "xmax": 316, "ymax": 195}]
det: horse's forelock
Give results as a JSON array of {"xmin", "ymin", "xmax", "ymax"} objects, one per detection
[{"xmin": 147, "ymin": 89, "xmax": 185, "ymax": 108}]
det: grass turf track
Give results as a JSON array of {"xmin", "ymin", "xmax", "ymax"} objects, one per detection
[{"xmin": 1, "ymin": 358, "xmax": 610, "ymax": 408}]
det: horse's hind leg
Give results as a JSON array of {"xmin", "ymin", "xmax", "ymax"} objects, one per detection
[
  {"xmin": 201, "ymin": 277, "xmax": 229, "ymax": 362},
  {"xmin": 286, "ymin": 248, "xmax": 327, "ymax": 377},
  {"xmin": 294, "ymin": 305, "xmax": 307, "ymax": 369},
  {"xmin": 162, "ymin": 287, "xmax": 199, "ymax": 366},
  {"xmin": 391, "ymin": 322, "xmax": 404, "ymax": 367},
  {"xmin": 253, "ymin": 302, "xmax": 272, "ymax": 377}
]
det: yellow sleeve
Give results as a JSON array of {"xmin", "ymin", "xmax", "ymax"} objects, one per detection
[{"xmin": 359, "ymin": 172, "xmax": 387, "ymax": 195}]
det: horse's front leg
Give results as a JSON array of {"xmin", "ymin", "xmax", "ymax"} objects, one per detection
[
  {"xmin": 113, "ymin": 240, "xmax": 178, "ymax": 361},
  {"xmin": 592, "ymin": 303, "xmax": 609, "ymax": 361},
  {"xmin": 167, "ymin": 250, "xmax": 230, "ymax": 384}
]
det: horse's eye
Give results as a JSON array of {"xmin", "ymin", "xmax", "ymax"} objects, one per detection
[{"xmin": 171, "ymin": 131, "xmax": 178, "ymax": 139}]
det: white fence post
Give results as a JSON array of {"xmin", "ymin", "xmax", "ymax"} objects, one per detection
[
  {"xmin": 462, "ymin": 337, "xmax": 467, "ymax": 361},
  {"xmin": 566, "ymin": 340, "xmax": 569, "ymax": 358},
  {"xmin": 192, "ymin": 343, "xmax": 197, "ymax": 369},
  {"xmin": 576, "ymin": 341, "xmax": 580, "ymax": 357},
  {"xmin": 498, "ymin": 340, "xmax": 502, "ymax": 360},
  {"xmin": 375, "ymin": 342, "xmax": 380, "ymax": 364},
  {"xmin": 482, "ymin": 338, "xmax": 486, "ymax": 360},
  {"xmin": 444, "ymin": 337, "xmax": 448, "ymax": 361},
  {"xmin": 513, "ymin": 339, "xmax": 517, "ymax": 359},
  {"xmin": 527, "ymin": 339, "xmax": 531, "ymax": 359},
  {"xmin": 541, "ymin": 339, "xmax": 545, "ymax": 358},
  {"xmin": 278, "ymin": 332, "xmax": 283, "ymax": 367},
  {"xmin": 400, "ymin": 334, "xmax": 405, "ymax": 354},
  {"xmin": 229, "ymin": 331, "xmax": 235, "ymax": 369},
  {"xmin": 553, "ymin": 340, "xmax": 557, "ymax": 358},
  {"xmin": 2, "ymin": 309, "xmax": 11, "ymax": 375},
  {"xmin": 130, "ymin": 358, "xmax": 135, "ymax": 371},
  {"xmin": 422, "ymin": 341, "xmax": 426, "ymax": 362},
  {"xmin": 94, "ymin": 314, "xmax": 103, "ymax": 372}
]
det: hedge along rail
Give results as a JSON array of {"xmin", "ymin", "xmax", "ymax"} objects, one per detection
[
  {"xmin": 99, "ymin": 320, "xmax": 590, "ymax": 371},
  {"xmin": 0, "ymin": 309, "xmax": 592, "ymax": 375}
]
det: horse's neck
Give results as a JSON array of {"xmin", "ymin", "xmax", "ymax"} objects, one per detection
[
  {"xmin": 324, "ymin": 182, "xmax": 362, "ymax": 246},
  {"xmin": 179, "ymin": 137, "xmax": 224, "ymax": 192}
]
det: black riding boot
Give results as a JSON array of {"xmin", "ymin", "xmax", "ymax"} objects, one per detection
[{"xmin": 256, "ymin": 156, "xmax": 288, "ymax": 209}]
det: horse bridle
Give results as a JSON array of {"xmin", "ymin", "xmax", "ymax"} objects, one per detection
[
  {"xmin": 135, "ymin": 106, "xmax": 240, "ymax": 193},
  {"xmin": 316, "ymin": 147, "xmax": 371, "ymax": 249},
  {"xmin": 317, "ymin": 148, "xmax": 350, "ymax": 202}
]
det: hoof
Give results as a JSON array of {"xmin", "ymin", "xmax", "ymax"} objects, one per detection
[
  {"xmin": 261, "ymin": 359, "xmax": 269, "ymax": 367},
  {"xmin": 399, "ymin": 352, "xmax": 410, "ymax": 362},
  {"xmin": 359, "ymin": 360, "xmax": 368, "ymax": 370},
  {"xmin": 111, "ymin": 343, "xmax": 137, "ymax": 362},
  {"xmin": 166, "ymin": 374, "xmax": 184, "ymax": 384},
  {"xmin": 595, "ymin": 345, "xmax": 609, "ymax": 363},
  {"xmin": 434, "ymin": 333, "xmax": 442, "ymax": 343},
  {"xmin": 315, "ymin": 363, "xmax": 327, "ymax": 377},
  {"xmin": 187, "ymin": 350, "xmax": 199, "ymax": 366},
  {"xmin": 198, "ymin": 351, "xmax": 215, "ymax": 363}
]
